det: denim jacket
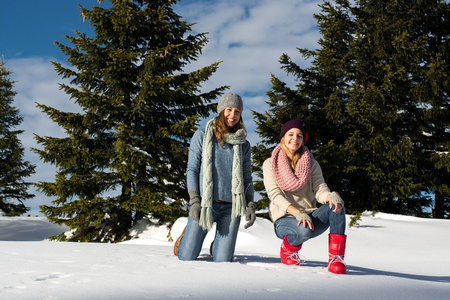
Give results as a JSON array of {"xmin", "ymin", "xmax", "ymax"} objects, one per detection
[{"xmin": 186, "ymin": 128, "xmax": 254, "ymax": 202}]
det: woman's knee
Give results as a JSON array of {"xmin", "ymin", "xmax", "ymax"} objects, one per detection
[
  {"xmin": 177, "ymin": 241, "xmax": 200, "ymax": 261},
  {"xmin": 178, "ymin": 251, "xmax": 197, "ymax": 261},
  {"xmin": 177, "ymin": 236, "xmax": 201, "ymax": 261}
]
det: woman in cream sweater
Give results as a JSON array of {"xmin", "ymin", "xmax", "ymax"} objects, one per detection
[{"xmin": 263, "ymin": 119, "xmax": 347, "ymax": 274}]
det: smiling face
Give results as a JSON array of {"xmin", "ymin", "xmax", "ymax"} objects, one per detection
[
  {"xmin": 223, "ymin": 107, "xmax": 241, "ymax": 128},
  {"xmin": 283, "ymin": 128, "xmax": 303, "ymax": 157}
]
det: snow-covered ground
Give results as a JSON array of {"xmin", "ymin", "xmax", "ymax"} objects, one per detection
[{"xmin": 1, "ymin": 212, "xmax": 449, "ymax": 300}]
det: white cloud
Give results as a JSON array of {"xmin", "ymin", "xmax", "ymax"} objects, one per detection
[{"xmin": 177, "ymin": 0, "xmax": 322, "ymax": 97}]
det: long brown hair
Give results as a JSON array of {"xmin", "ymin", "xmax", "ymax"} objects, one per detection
[
  {"xmin": 280, "ymin": 136, "xmax": 304, "ymax": 169},
  {"xmin": 214, "ymin": 111, "xmax": 247, "ymax": 147}
]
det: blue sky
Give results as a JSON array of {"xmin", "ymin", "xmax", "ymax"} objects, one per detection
[
  {"xmin": 1, "ymin": 0, "xmax": 322, "ymax": 215},
  {"xmin": 1, "ymin": 1, "xmax": 99, "ymax": 60}
]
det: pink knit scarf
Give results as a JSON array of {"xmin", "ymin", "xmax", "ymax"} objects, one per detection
[{"xmin": 271, "ymin": 145, "xmax": 313, "ymax": 192}]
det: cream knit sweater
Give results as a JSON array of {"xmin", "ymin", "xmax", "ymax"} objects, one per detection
[{"xmin": 263, "ymin": 157, "xmax": 332, "ymax": 223}]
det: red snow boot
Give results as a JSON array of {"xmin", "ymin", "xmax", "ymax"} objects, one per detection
[
  {"xmin": 280, "ymin": 236, "xmax": 303, "ymax": 265},
  {"xmin": 328, "ymin": 234, "xmax": 347, "ymax": 274}
]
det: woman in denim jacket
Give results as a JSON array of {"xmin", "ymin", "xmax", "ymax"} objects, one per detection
[{"xmin": 174, "ymin": 93, "xmax": 255, "ymax": 262}]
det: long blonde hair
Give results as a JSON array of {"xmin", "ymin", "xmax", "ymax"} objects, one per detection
[
  {"xmin": 214, "ymin": 111, "xmax": 247, "ymax": 147},
  {"xmin": 280, "ymin": 136, "xmax": 304, "ymax": 169}
]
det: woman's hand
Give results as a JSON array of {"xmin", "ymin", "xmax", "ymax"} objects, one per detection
[
  {"xmin": 188, "ymin": 191, "xmax": 202, "ymax": 221},
  {"xmin": 293, "ymin": 209, "xmax": 314, "ymax": 231},
  {"xmin": 327, "ymin": 192, "xmax": 344, "ymax": 212}
]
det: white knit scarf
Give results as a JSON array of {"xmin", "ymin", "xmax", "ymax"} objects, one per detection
[{"xmin": 199, "ymin": 119, "xmax": 247, "ymax": 230}]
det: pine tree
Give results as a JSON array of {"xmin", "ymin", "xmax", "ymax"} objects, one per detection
[
  {"xmin": 34, "ymin": 0, "xmax": 227, "ymax": 242},
  {"xmin": 411, "ymin": 0, "xmax": 450, "ymax": 218},
  {"xmin": 253, "ymin": 0, "xmax": 450, "ymax": 218},
  {"xmin": 0, "ymin": 58, "xmax": 36, "ymax": 216}
]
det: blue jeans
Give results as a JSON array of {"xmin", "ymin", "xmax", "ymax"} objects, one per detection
[
  {"xmin": 274, "ymin": 204, "xmax": 346, "ymax": 246},
  {"xmin": 177, "ymin": 201, "xmax": 241, "ymax": 262}
]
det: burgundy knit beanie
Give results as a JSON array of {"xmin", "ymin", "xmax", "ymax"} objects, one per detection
[{"xmin": 279, "ymin": 119, "xmax": 308, "ymax": 142}]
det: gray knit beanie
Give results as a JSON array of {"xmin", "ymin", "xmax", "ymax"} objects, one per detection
[{"xmin": 217, "ymin": 93, "xmax": 243, "ymax": 114}]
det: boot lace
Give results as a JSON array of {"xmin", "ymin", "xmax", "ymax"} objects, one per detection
[
  {"xmin": 289, "ymin": 252, "xmax": 305, "ymax": 265},
  {"xmin": 282, "ymin": 245, "xmax": 305, "ymax": 265},
  {"xmin": 328, "ymin": 255, "xmax": 345, "ymax": 269}
]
